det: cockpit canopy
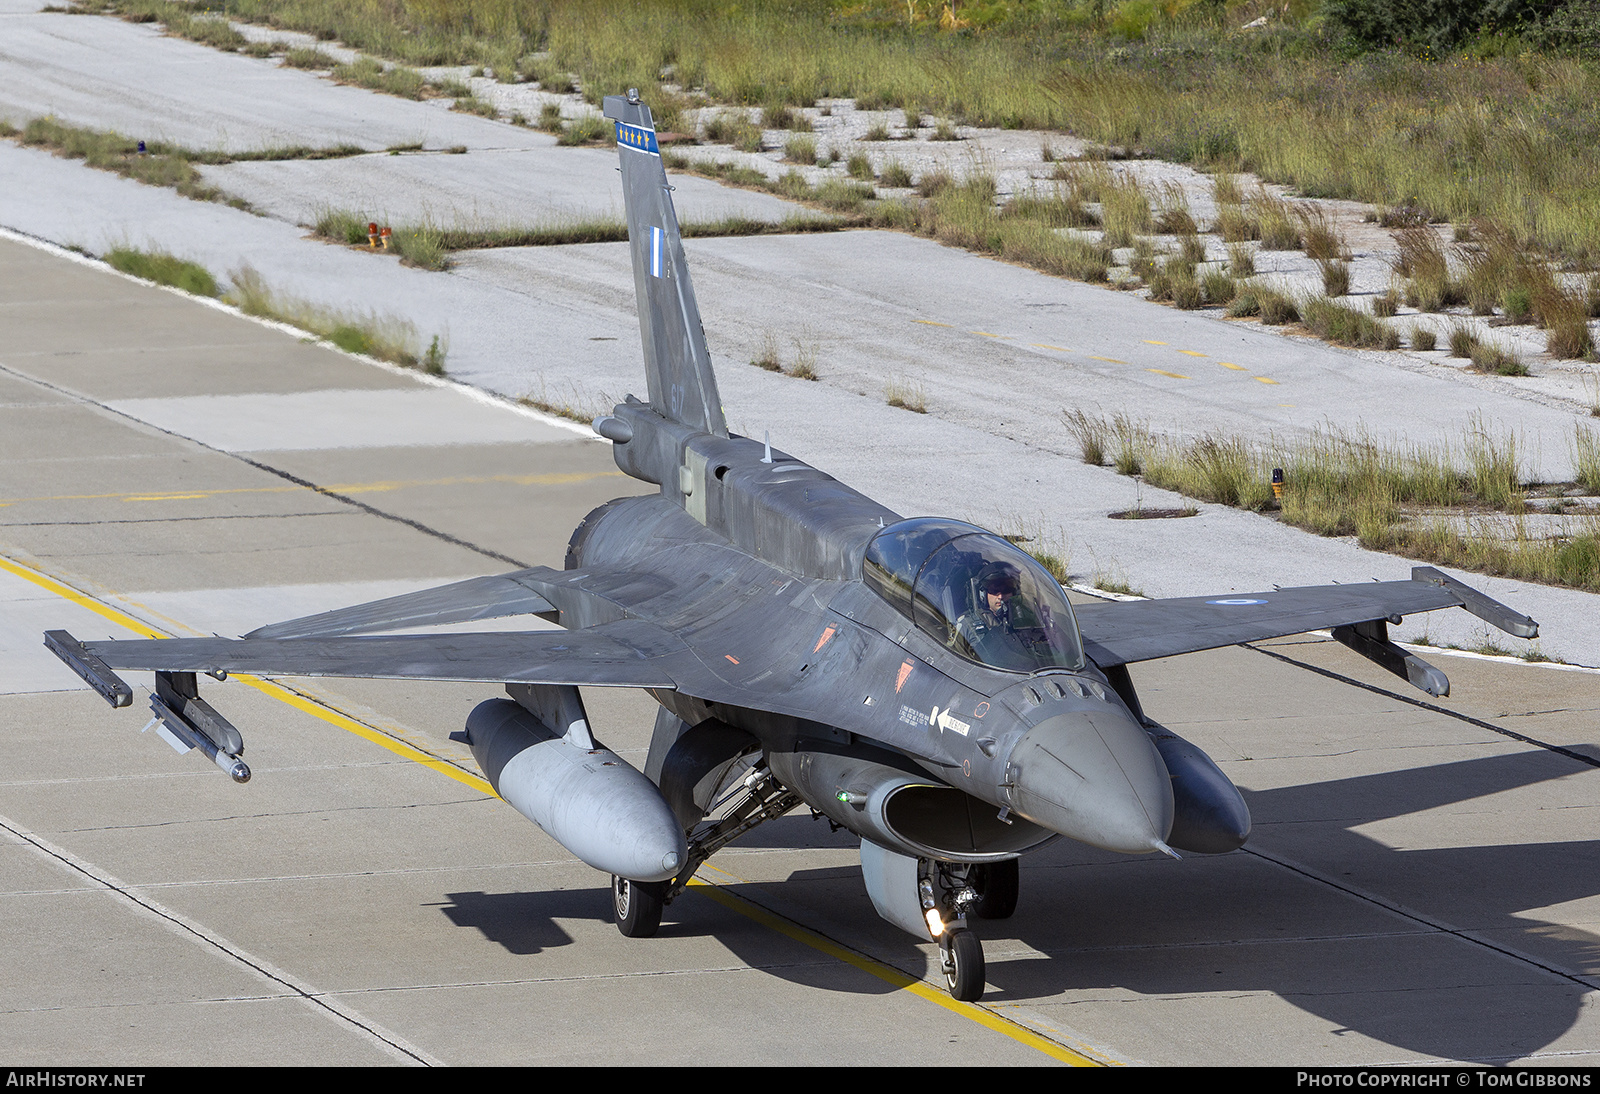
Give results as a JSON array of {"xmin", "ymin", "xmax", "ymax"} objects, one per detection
[{"xmin": 862, "ymin": 518, "xmax": 1085, "ymax": 674}]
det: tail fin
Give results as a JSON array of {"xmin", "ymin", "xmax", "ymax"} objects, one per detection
[{"xmin": 602, "ymin": 91, "xmax": 727, "ymax": 438}]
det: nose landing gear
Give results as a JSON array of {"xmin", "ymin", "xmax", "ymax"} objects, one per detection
[{"xmin": 939, "ymin": 926, "xmax": 986, "ymax": 1001}]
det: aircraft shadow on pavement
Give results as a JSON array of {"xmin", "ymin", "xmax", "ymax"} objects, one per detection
[
  {"xmin": 433, "ymin": 888, "xmax": 606, "ymax": 955},
  {"xmin": 982, "ymin": 747, "xmax": 1599, "ymax": 1060}
]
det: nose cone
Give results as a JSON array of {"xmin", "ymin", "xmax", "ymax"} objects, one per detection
[{"xmin": 1007, "ymin": 710, "xmax": 1174, "ymax": 854}]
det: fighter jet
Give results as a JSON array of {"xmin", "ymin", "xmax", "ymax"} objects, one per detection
[{"xmin": 45, "ymin": 90, "xmax": 1539, "ymax": 1002}]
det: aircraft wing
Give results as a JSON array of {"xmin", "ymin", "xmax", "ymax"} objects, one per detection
[
  {"xmin": 246, "ymin": 569, "xmax": 561, "ymax": 639},
  {"xmin": 65, "ymin": 621, "xmax": 680, "ymax": 688},
  {"xmin": 1075, "ymin": 566, "xmax": 1537, "ymax": 669}
]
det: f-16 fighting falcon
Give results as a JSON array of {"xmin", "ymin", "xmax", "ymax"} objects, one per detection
[{"xmin": 44, "ymin": 90, "xmax": 1539, "ymax": 1002}]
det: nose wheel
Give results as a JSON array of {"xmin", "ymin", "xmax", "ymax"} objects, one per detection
[
  {"xmin": 940, "ymin": 928, "xmax": 986, "ymax": 1001},
  {"xmin": 612, "ymin": 876, "xmax": 665, "ymax": 937}
]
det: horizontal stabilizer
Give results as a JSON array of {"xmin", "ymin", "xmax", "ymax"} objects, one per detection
[{"xmin": 248, "ymin": 571, "xmax": 558, "ymax": 640}]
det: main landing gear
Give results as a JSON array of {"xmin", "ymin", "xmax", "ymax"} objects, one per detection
[
  {"xmin": 612, "ymin": 876, "xmax": 665, "ymax": 937},
  {"xmin": 611, "ymin": 760, "xmax": 799, "ymax": 939}
]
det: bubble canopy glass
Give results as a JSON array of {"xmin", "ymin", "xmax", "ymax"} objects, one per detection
[{"xmin": 862, "ymin": 519, "xmax": 1085, "ymax": 674}]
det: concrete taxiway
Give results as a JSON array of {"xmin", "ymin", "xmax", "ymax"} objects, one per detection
[{"xmin": 4, "ymin": 236, "xmax": 1600, "ymax": 1067}]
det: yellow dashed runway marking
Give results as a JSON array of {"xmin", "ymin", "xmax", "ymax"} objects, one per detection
[
  {"xmin": 904, "ymin": 319, "xmax": 1278, "ymax": 392},
  {"xmin": 0, "ymin": 471, "xmax": 622, "ymax": 508}
]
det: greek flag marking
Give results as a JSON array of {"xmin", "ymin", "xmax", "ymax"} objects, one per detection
[
  {"xmin": 650, "ymin": 226, "xmax": 664, "ymax": 278},
  {"xmin": 614, "ymin": 121, "xmax": 660, "ymax": 155}
]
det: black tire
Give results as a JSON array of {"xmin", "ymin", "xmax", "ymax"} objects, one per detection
[
  {"xmin": 612, "ymin": 876, "xmax": 665, "ymax": 938},
  {"xmin": 942, "ymin": 928, "xmax": 986, "ymax": 1001},
  {"xmin": 971, "ymin": 859, "xmax": 1019, "ymax": 920}
]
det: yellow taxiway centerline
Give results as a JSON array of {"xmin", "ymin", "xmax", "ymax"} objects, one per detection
[{"xmin": 2, "ymin": 549, "xmax": 1108, "ymax": 1065}]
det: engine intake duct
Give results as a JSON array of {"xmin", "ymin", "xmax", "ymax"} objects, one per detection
[{"xmin": 767, "ymin": 742, "xmax": 1054, "ymax": 862}]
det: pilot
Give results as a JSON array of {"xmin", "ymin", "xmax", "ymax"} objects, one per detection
[{"xmin": 956, "ymin": 562, "xmax": 1033, "ymax": 663}]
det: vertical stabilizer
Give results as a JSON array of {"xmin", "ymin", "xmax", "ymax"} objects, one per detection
[{"xmin": 602, "ymin": 91, "xmax": 728, "ymax": 438}]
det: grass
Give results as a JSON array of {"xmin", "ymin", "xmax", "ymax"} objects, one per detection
[
  {"xmin": 226, "ymin": 264, "xmax": 445, "ymax": 374},
  {"xmin": 1002, "ymin": 524, "xmax": 1071, "ymax": 586},
  {"xmin": 1255, "ymin": 192, "xmax": 1301, "ymax": 251},
  {"xmin": 1226, "ymin": 285, "xmax": 1300, "ymax": 325},
  {"xmin": 1063, "ymin": 407, "xmax": 1107, "ymax": 466},
  {"xmin": 1058, "ymin": 410, "xmax": 1600, "ymax": 591},
  {"xmin": 313, "ymin": 206, "xmax": 843, "ymax": 269},
  {"xmin": 1226, "ymin": 242, "xmax": 1255, "ymax": 277},
  {"xmin": 1092, "ymin": 571, "xmax": 1143, "ymax": 598},
  {"xmin": 783, "ymin": 134, "xmax": 816, "ymax": 165},
  {"xmin": 13, "ymin": 116, "xmax": 367, "ymax": 208},
  {"xmin": 557, "ymin": 114, "xmax": 609, "ymax": 145},
  {"xmin": 1394, "ymin": 227, "xmax": 1464, "ymax": 312},
  {"xmin": 1573, "ymin": 424, "xmax": 1600, "ymax": 494},
  {"xmin": 1061, "ymin": 164, "xmax": 1149, "ymax": 249},
  {"xmin": 518, "ymin": 380, "xmax": 607, "ymax": 424},
  {"xmin": 1319, "ymin": 259, "xmax": 1350, "ymax": 298},
  {"xmin": 1298, "ymin": 204, "xmax": 1345, "ymax": 262},
  {"xmin": 750, "ymin": 331, "xmax": 781, "ymax": 371},
  {"xmin": 1469, "ymin": 340, "xmax": 1530, "ymax": 377},
  {"xmin": 55, "ymin": 0, "xmax": 1600, "ymax": 271},
  {"xmin": 702, "ymin": 111, "xmax": 762, "ymax": 152},
  {"xmin": 884, "ymin": 378, "xmax": 926, "ymax": 413},
  {"xmin": 786, "ymin": 340, "xmax": 819, "ymax": 381},
  {"xmin": 104, "ymin": 247, "xmax": 219, "ymax": 296},
  {"xmin": 1300, "ymin": 296, "xmax": 1399, "ymax": 350},
  {"xmin": 332, "ymin": 56, "xmax": 427, "ymax": 100},
  {"xmin": 283, "ymin": 46, "xmax": 338, "ymax": 69}
]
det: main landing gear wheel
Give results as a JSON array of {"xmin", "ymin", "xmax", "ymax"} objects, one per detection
[
  {"xmin": 612, "ymin": 876, "xmax": 665, "ymax": 938},
  {"xmin": 941, "ymin": 928, "xmax": 986, "ymax": 1001},
  {"xmin": 970, "ymin": 859, "xmax": 1019, "ymax": 920}
]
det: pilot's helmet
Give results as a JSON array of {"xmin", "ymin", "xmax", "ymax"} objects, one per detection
[{"xmin": 977, "ymin": 562, "xmax": 1022, "ymax": 599}]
